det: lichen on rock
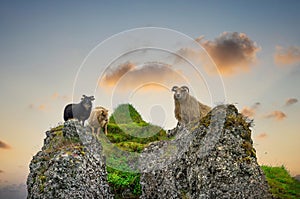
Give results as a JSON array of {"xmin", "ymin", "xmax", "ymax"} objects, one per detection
[
  {"xmin": 139, "ymin": 104, "xmax": 272, "ymax": 199},
  {"xmin": 27, "ymin": 104, "xmax": 272, "ymax": 199},
  {"xmin": 26, "ymin": 120, "xmax": 113, "ymax": 199}
]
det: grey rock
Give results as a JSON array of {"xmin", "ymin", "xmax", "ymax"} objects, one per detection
[
  {"xmin": 139, "ymin": 104, "xmax": 272, "ymax": 199},
  {"xmin": 27, "ymin": 120, "xmax": 113, "ymax": 199}
]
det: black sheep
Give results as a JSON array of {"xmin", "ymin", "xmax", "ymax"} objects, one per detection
[{"xmin": 63, "ymin": 95, "xmax": 95, "ymax": 125}]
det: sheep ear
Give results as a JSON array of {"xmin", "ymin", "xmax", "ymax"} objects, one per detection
[
  {"xmin": 171, "ymin": 86, "xmax": 178, "ymax": 92},
  {"xmin": 90, "ymin": 96, "xmax": 95, "ymax": 101},
  {"xmin": 181, "ymin": 86, "xmax": 189, "ymax": 93}
]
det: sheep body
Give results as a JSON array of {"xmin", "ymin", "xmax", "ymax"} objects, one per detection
[
  {"xmin": 88, "ymin": 106, "xmax": 109, "ymax": 135},
  {"xmin": 172, "ymin": 86, "xmax": 211, "ymax": 125},
  {"xmin": 63, "ymin": 95, "xmax": 95, "ymax": 126}
]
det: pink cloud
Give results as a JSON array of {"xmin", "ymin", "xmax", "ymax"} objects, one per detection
[
  {"xmin": 0, "ymin": 140, "xmax": 11, "ymax": 149},
  {"xmin": 100, "ymin": 61, "xmax": 184, "ymax": 90},
  {"xmin": 264, "ymin": 110, "xmax": 287, "ymax": 121},
  {"xmin": 274, "ymin": 45, "xmax": 300, "ymax": 66},
  {"xmin": 196, "ymin": 32, "xmax": 260, "ymax": 75},
  {"xmin": 256, "ymin": 132, "xmax": 268, "ymax": 139},
  {"xmin": 241, "ymin": 102, "xmax": 261, "ymax": 118},
  {"xmin": 285, "ymin": 98, "xmax": 298, "ymax": 106}
]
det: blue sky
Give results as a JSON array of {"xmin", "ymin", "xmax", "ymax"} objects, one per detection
[{"xmin": 0, "ymin": 1, "xmax": 300, "ymax": 197}]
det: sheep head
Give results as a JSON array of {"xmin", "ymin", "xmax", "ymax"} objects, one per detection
[
  {"xmin": 81, "ymin": 95, "xmax": 95, "ymax": 110},
  {"xmin": 172, "ymin": 86, "xmax": 189, "ymax": 101}
]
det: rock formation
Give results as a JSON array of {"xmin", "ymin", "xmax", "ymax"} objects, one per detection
[
  {"xmin": 139, "ymin": 104, "xmax": 272, "ymax": 199},
  {"xmin": 27, "ymin": 120, "xmax": 113, "ymax": 199},
  {"xmin": 27, "ymin": 104, "xmax": 272, "ymax": 198}
]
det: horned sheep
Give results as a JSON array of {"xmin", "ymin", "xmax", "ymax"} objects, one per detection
[
  {"xmin": 63, "ymin": 95, "xmax": 95, "ymax": 126},
  {"xmin": 172, "ymin": 86, "xmax": 211, "ymax": 126}
]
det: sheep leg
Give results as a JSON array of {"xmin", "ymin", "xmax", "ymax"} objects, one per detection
[{"xmin": 104, "ymin": 124, "xmax": 108, "ymax": 135}]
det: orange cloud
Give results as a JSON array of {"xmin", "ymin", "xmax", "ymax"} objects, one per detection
[
  {"xmin": 28, "ymin": 104, "xmax": 48, "ymax": 112},
  {"xmin": 274, "ymin": 46, "xmax": 300, "ymax": 66},
  {"xmin": 51, "ymin": 93, "xmax": 70, "ymax": 101},
  {"xmin": 196, "ymin": 32, "xmax": 260, "ymax": 75},
  {"xmin": 241, "ymin": 102, "xmax": 261, "ymax": 118},
  {"xmin": 285, "ymin": 98, "xmax": 298, "ymax": 106},
  {"xmin": 38, "ymin": 104, "xmax": 47, "ymax": 111},
  {"xmin": 264, "ymin": 110, "xmax": 286, "ymax": 121},
  {"xmin": 100, "ymin": 61, "xmax": 184, "ymax": 90},
  {"xmin": 103, "ymin": 61, "xmax": 136, "ymax": 86},
  {"xmin": 51, "ymin": 92, "xmax": 59, "ymax": 100},
  {"xmin": 0, "ymin": 140, "xmax": 11, "ymax": 149},
  {"xmin": 256, "ymin": 132, "xmax": 268, "ymax": 139}
]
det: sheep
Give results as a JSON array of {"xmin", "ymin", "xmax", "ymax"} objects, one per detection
[
  {"xmin": 88, "ymin": 106, "xmax": 109, "ymax": 135},
  {"xmin": 172, "ymin": 86, "xmax": 211, "ymax": 126},
  {"xmin": 63, "ymin": 95, "xmax": 95, "ymax": 126}
]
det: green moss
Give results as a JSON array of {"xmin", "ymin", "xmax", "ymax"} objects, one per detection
[
  {"xmin": 116, "ymin": 142, "xmax": 146, "ymax": 153},
  {"xmin": 198, "ymin": 113, "xmax": 212, "ymax": 128},
  {"xmin": 180, "ymin": 189, "xmax": 189, "ymax": 199},
  {"xmin": 109, "ymin": 104, "xmax": 145, "ymax": 124},
  {"xmin": 241, "ymin": 141, "xmax": 256, "ymax": 158},
  {"xmin": 261, "ymin": 165, "xmax": 300, "ymax": 198},
  {"xmin": 39, "ymin": 183, "xmax": 45, "ymax": 193},
  {"xmin": 100, "ymin": 103, "xmax": 172, "ymax": 198},
  {"xmin": 50, "ymin": 125, "xmax": 63, "ymax": 132},
  {"xmin": 107, "ymin": 166, "xmax": 141, "ymax": 198}
]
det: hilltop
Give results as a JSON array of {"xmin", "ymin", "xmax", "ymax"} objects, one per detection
[{"xmin": 26, "ymin": 103, "xmax": 300, "ymax": 198}]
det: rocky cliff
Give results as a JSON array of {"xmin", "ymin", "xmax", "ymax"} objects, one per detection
[
  {"xmin": 27, "ymin": 104, "xmax": 272, "ymax": 198},
  {"xmin": 139, "ymin": 104, "xmax": 272, "ymax": 198},
  {"xmin": 27, "ymin": 120, "xmax": 113, "ymax": 199}
]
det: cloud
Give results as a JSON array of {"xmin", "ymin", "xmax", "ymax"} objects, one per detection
[
  {"xmin": 103, "ymin": 62, "xmax": 136, "ymax": 86},
  {"xmin": 274, "ymin": 46, "xmax": 300, "ymax": 66},
  {"xmin": 28, "ymin": 104, "xmax": 48, "ymax": 111},
  {"xmin": 241, "ymin": 102, "xmax": 261, "ymax": 117},
  {"xmin": 51, "ymin": 93, "xmax": 70, "ymax": 101},
  {"xmin": 256, "ymin": 132, "xmax": 268, "ymax": 139},
  {"xmin": 100, "ymin": 61, "xmax": 184, "ymax": 90},
  {"xmin": 285, "ymin": 98, "xmax": 298, "ymax": 106},
  {"xmin": 196, "ymin": 32, "xmax": 260, "ymax": 75},
  {"xmin": 264, "ymin": 110, "xmax": 286, "ymax": 121},
  {"xmin": 0, "ymin": 140, "xmax": 11, "ymax": 149},
  {"xmin": 38, "ymin": 104, "xmax": 47, "ymax": 111}
]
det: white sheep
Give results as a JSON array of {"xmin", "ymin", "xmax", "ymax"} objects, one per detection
[
  {"xmin": 172, "ymin": 86, "xmax": 211, "ymax": 126},
  {"xmin": 88, "ymin": 106, "xmax": 109, "ymax": 135}
]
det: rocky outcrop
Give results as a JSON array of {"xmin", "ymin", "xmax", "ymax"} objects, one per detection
[
  {"xmin": 27, "ymin": 120, "xmax": 113, "ymax": 199},
  {"xmin": 27, "ymin": 104, "xmax": 272, "ymax": 199},
  {"xmin": 139, "ymin": 105, "xmax": 272, "ymax": 199}
]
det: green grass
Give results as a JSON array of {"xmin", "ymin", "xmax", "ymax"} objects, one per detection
[
  {"xmin": 98, "ymin": 103, "xmax": 169, "ymax": 198},
  {"xmin": 109, "ymin": 104, "xmax": 145, "ymax": 124},
  {"xmin": 261, "ymin": 165, "xmax": 300, "ymax": 198}
]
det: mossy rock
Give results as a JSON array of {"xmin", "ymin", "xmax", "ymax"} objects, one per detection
[{"xmin": 109, "ymin": 104, "xmax": 145, "ymax": 124}]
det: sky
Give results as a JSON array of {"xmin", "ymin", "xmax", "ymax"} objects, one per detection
[{"xmin": 0, "ymin": 0, "xmax": 300, "ymax": 198}]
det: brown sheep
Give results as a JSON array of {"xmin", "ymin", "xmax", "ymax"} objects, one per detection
[
  {"xmin": 88, "ymin": 106, "xmax": 109, "ymax": 135},
  {"xmin": 172, "ymin": 86, "xmax": 211, "ymax": 126}
]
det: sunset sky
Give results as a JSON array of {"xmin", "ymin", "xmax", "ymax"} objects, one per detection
[{"xmin": 1, "ymin": 1, "xmax": 300, "ymax": 198}]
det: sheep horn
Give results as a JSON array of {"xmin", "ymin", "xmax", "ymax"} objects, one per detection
[
  {"xmin": 181, "ymin": 86, "xmax": 189, "ymax": 93},
  {"xmin": 90, "ymin": 96, "xmax": 95, "ymax": 101},
  {"xmin": 172, "ymin": 86, "xmax": 178, "ymax": 92}
]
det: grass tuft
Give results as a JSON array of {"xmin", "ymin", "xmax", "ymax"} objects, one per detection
[{"xmin": 261, "ymin": 165, "xmax": 300, "ymax": 198}]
